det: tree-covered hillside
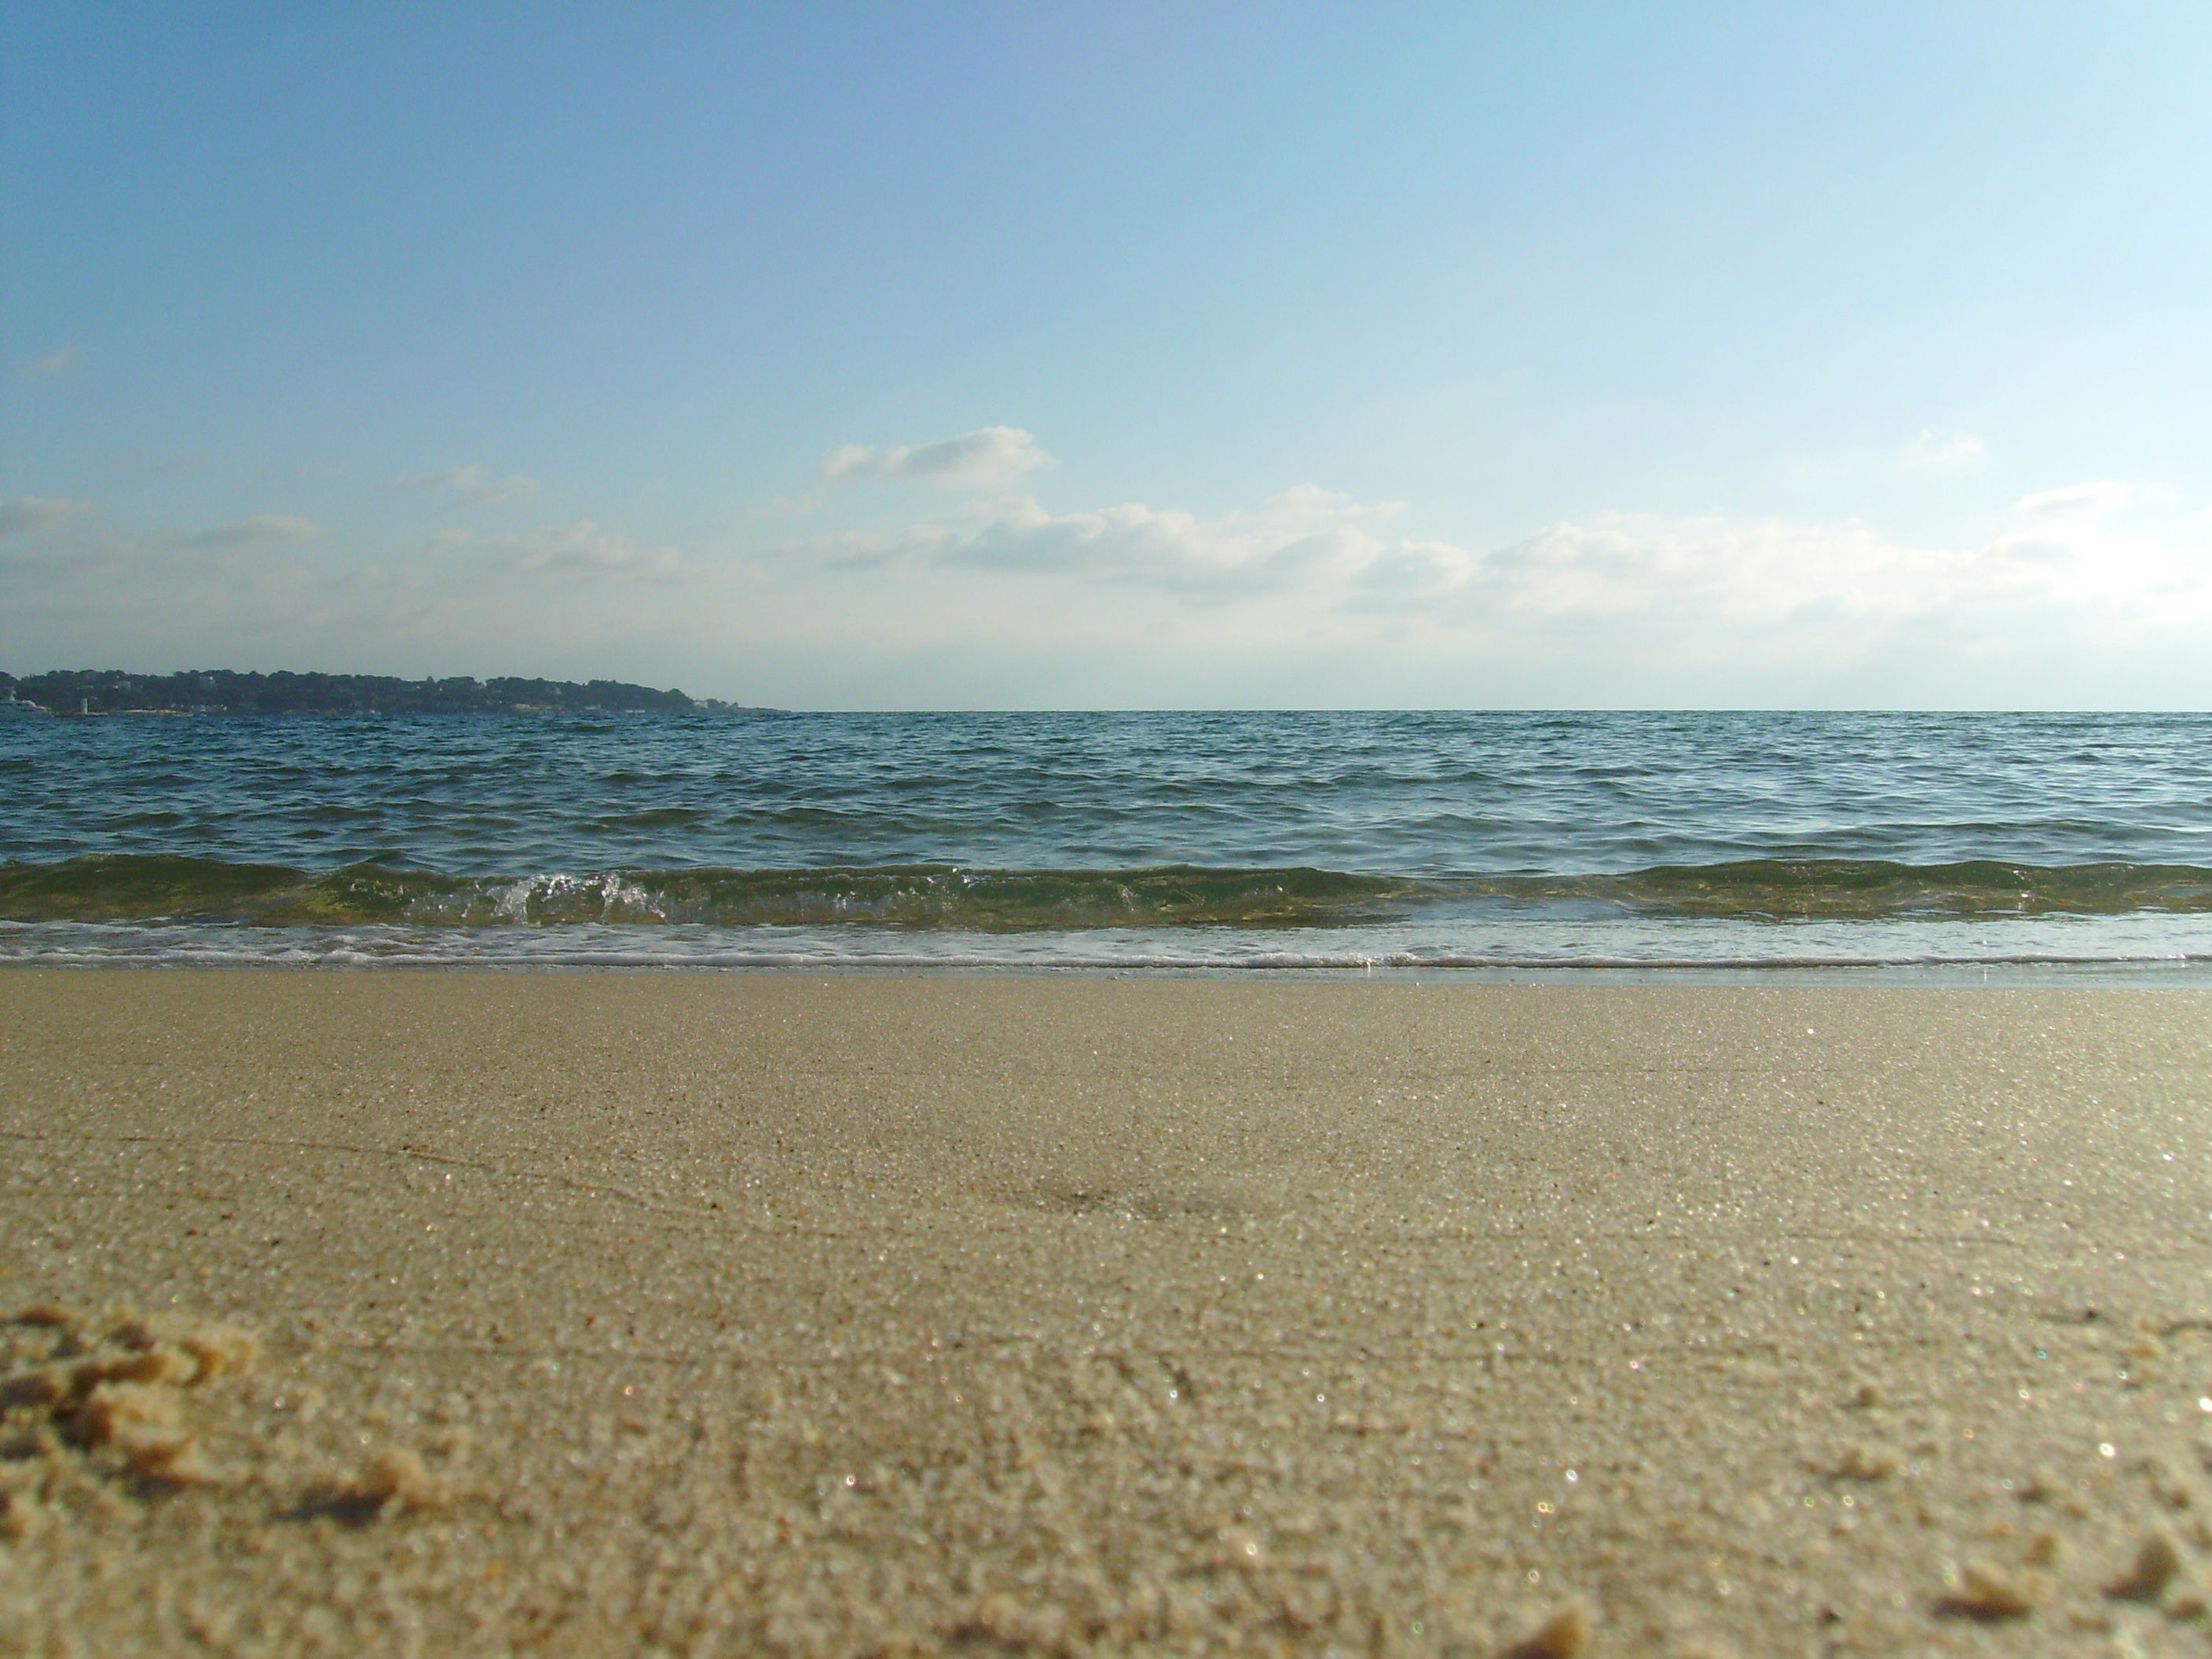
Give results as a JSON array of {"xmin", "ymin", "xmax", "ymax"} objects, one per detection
[{"xmin": 0, "ymin": 668, "xmax": 746, "ymax": 716}]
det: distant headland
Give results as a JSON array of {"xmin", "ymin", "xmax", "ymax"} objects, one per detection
[{"xmin": 0, "ymin": 668, "xmax": 756, "ymax": 717}]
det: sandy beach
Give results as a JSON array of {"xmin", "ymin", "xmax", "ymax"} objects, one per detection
[{"xmin": 2, "ymin": 970, "xmax": 2210, "ymax": 1657}]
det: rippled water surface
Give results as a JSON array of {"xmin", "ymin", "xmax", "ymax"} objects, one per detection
[{"xmin": 2, "ymin": 709, "xmax": 2208, "ymax": 972}]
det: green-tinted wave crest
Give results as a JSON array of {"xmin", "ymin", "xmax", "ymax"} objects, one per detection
[
  {"xmin": 5, "ymin": 854, "xmax": 2212, "ymax": 928},
  {"xmin": 1533, "ymin": 859, "xmax": 2212, "ymax": 917},
  {"xmin": 0, "ymin": 855, "xmax": 1412, "ymax": 928}
]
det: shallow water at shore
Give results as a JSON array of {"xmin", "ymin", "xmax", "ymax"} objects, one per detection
[{"xmin": 7, "ymin": 908, "xmax": 2212, "ymax": 980}]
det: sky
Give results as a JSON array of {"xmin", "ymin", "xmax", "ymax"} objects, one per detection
[{"xmin": 5, "ymin": 2, "xmax": 2211, "ymax": 709}]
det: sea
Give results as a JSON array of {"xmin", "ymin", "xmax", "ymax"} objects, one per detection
[{"xmin": 2, "ymin": 709, "xmax": 2209, "ymax": 980}]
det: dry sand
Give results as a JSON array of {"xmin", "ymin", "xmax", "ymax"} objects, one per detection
[{"xmin": 2, "ymin": 971, "xmax": 2211, "ymax": 1657}]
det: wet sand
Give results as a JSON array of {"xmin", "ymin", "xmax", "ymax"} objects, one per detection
[{"xmin": 3, "ymin": 970, "xmax": 2210, "ymax": 1657}]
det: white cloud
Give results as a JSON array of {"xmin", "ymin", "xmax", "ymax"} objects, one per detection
[
  {"xmin": 793, "ymin": 482, "xmax": 2212, "ymax": 627},
  {"xmin": 1456, "ymin": 515, "xmax": 2049, "ymax": 632},
  {"xmin": 5, "ymin": 471, "xmax": 2208, "ymax": 708},
  {"xmin": 0, "ymin": 507, "xmax": 716, "ymax": 680},
  {"xmin": 776, "ymin": 481, "xmax": 2212, "ymax": 698},
  {"xmin": 935, "ymin": 485, "xmax": 1408, "ymax": 594},
  {"xmin": 401, "ymin": 463, "xmax": 541, "ymax": 508},
  {"xmin": 456, "ymin": 520, "xmax": 683, "ymax": 580},
  {"xmin": 822, "ymin": 426, "xmax": 1053, "ymax": 489},
  {"xmin": 19, "ymin": 345, "xmax": 78, "ymax": 379},
  {"xmin": 2015, "ymin": 480, "xmax": 2147, "ymax": 517},
  {"xmin": 173, "ymin": 515, "xmax": 325, "ymax": 551},
  {"xmin": 1901, "ymin": 430, "xmax": 1986, "ymax": 471},
  {"xmin": 0, "ymin": 496, "xmax": 93, "ymax": 537}
]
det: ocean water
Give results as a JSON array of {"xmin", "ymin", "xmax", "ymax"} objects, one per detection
[{"xmin": 2, "ymin": 709, "xmax": 2209, "ymax": 976}]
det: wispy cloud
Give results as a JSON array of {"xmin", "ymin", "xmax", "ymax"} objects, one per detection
[
  {"xmin": 848, "ymin": 485, "xmax": 1408, "ymax": 595},
  {"xmin": 0, "ymin": 507, "xmax": 710, "ymax": 677},
  {"xmin": 744, "ymin": 491, "xmax": 824, "ymax": 522},
  {"xmin": 0, "ymin": 496, "xmax": 93, "ymax": 537},
  {"xmin": 1900, "ymin": 430, "xmax": 1986, "ymax": 471},
  {"xmin": 174, "ymin": 515, "xmax": 325, "ymax": 551},
  {"xmin": 5, "ymin": 468, "xmax": 2206, "ymax": 706},
  {"xmin": 109, "ymin": 452, "xmax": 226, "ymax": 478},
  {"xmin": 789, "ymin": 482, "xmax": 2212, "ymax": 653},
  {"xmin": 822, "ymin": 426, "xmax": 1053, "ymax": 489},
  {"xmin": 400, "ymin": 463, "xmax": 541, "ymax": 508},
  {"xmin": 443, "ymin": 520, "xmax": 683, "ymax": 581},
  {"xmin": 18, "ymin": 345, "xmax": 78, "ymax": 379},
  {"xmin": 2014, "ymin": 480, "xmax": 2139, "ymax": 517},
  {"xmin": 1447, "ymin": 512, "xmax": 2141, "ymax": 632}
]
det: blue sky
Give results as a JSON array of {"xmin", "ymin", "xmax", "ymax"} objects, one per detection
[{"xmin": 5, "ymin": 2, "xmax": 2210, "ymax": 706}]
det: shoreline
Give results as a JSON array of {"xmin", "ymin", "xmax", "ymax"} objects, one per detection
[
  {"xmin": 4, "ymin": 921, "xmax": 2210, "ymax": 986},
  {"xmin": 5, "ymin": 972, "xmax": 2211, "ymax": 1655},
  {"xmin": 9, "ymin": 965, "xmax": 2212, "ymax": 994}
]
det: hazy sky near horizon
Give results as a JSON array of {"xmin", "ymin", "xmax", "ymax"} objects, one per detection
[{"xmin": 5, "ymin": 2, "xmax": 2211, "ymax": 708}]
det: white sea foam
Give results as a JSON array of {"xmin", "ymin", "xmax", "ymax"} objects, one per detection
[{"xmin": 4, "ymin": 912, "xmax": 2207, "ymax": 980}]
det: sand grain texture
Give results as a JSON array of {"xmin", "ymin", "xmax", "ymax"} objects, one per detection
[{"xmin": 2, "ymin": 972, "xmax": 2210, "ymax": 1656}]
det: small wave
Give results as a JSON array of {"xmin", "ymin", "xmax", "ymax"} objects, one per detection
[
  {"xmin": 4, "ymin": 853, "xmax": 2212, "ymax": 929},
  {"xmin": 0, "ymin": 855, "xmax": 1412, "ymax": 928},
  {"xmin": 1505, "ymin": 858, "xmax": 2212, "ymax": 917}
]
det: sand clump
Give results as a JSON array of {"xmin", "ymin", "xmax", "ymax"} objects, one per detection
[
  {"xmin": 2107, "ymin": 1525, "xmax": 2188, "ymax": 1602},
  {"xmin": 0, "ymin": 1476, "xmax": 46, "ymax": 1544},
  {"xmin": 75, "ymin": 1379, "xmax": 183, "ymax": 1445},
  {"xmin": 2, "ymin": 1304, "xmax": 258, "ymax": 1492},
  {"xmin": 339, "ymin": 1445, "xmax": 452, "ymax": 1514},
  {"xmin": 1502, "ymin": 1600, "xmax": 1591, "ymax": 1657},
  {"xmin": 1828, "ymin": 1442, "xmax": 1899, "ymax": 1481},
  {"xmin": 2025, "ymin": 1527, "xmax": 2068, "ymax": 1568},
  {"xmin": 1938, "ymin": 1559, "xmax": 2047, "ymax": 1621}
]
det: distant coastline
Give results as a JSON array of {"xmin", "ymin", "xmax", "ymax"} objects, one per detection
[{"xmin": 0, "ymin": 668, "xmax": 754, "ymax": 717}]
